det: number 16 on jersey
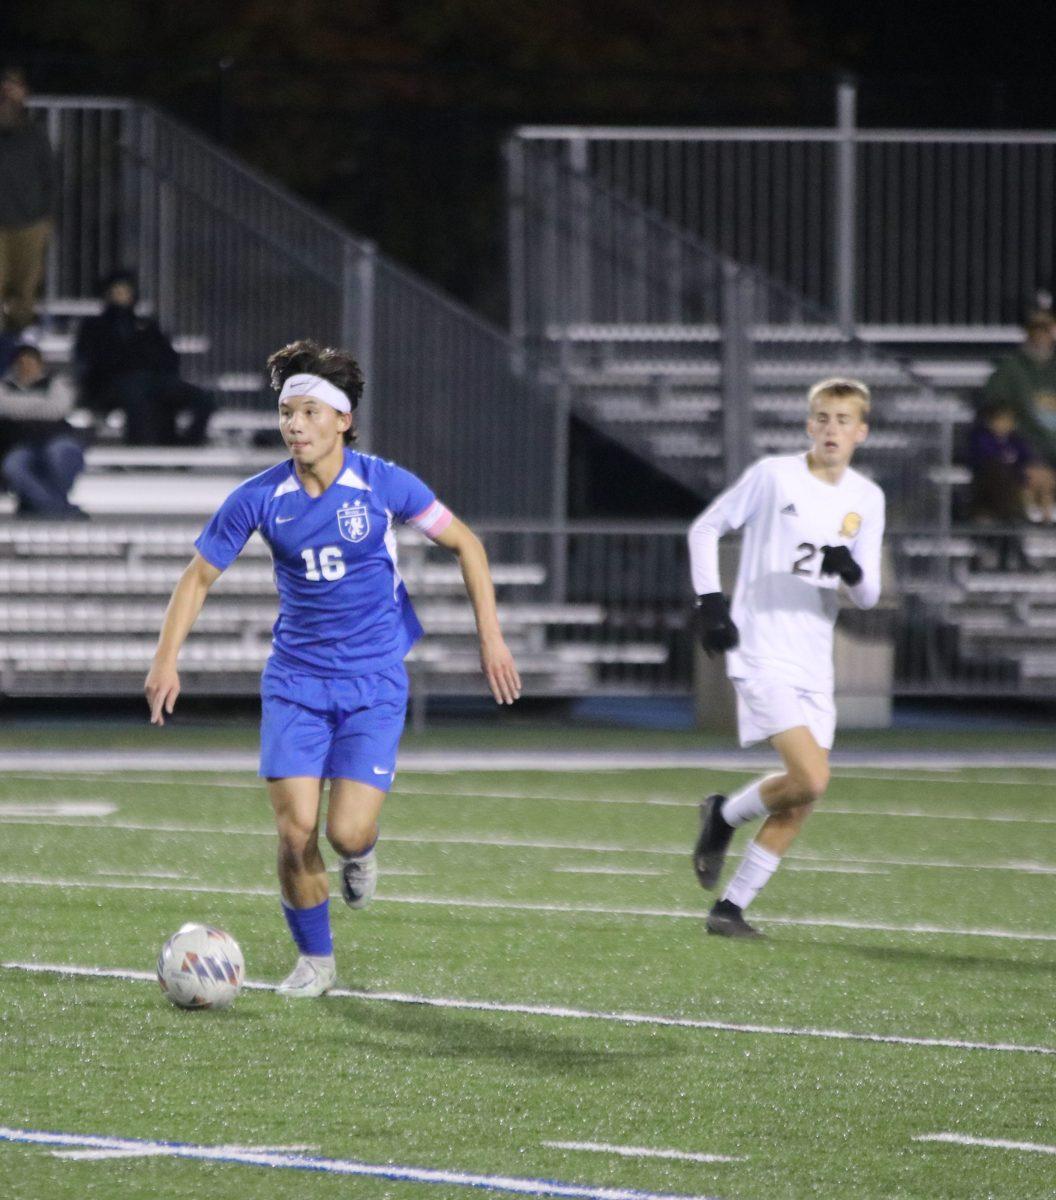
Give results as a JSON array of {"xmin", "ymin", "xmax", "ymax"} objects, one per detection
[{"xmin": 301, "ymin": 546, "xmax": 346, "ymax": 581}]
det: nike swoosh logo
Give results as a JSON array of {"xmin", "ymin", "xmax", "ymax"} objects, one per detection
[
  {"xmin": 372, "ymin": 766, "xmax": 391, "ymax": 775},
  {"xmin": 276, "ymin": 515, "xmax": 296, "ymax": 524}
]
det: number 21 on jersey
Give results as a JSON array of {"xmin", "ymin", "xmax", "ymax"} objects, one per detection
[
  {"xmin": 792, "ymin": 542, "xmax": 818, "ymax": 577},
  {"xmin": 301, "ymin": 546, "xmax": 346, "ymax": 581}
]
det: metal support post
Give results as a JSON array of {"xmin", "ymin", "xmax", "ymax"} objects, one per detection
[
  {"xmin": 341, "ymin": 240, "xmax": 375, "ymax": 452},
  {"xmin": 720, "ymin": 265, "xmax": 754, "ymax": 484},
  {"xmin": 44, "ymin": 106, "xmax": 60, "ymax": 306},
  {"xmin": 504, "ymin": 137, "xmax": 528, "ymax": 371},
  {"xmin": 549, "ymin": 338, "xmax": 572, "ymax": 603},
  {"xmin": 568, "ymin": 136, "xmax": 592, "ymax": 324},
  {"xmin": 835, "ymin": 79, "xmax": 858, "ymax": 336},
  {"xmin": 156, "ymin": 180, "xmax": 176, "ymax": 333}
]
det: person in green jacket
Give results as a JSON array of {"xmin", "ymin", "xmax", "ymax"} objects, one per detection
[{"xmin": 982, "ymin": 308, "xmax": 1056, "ymax": 520}]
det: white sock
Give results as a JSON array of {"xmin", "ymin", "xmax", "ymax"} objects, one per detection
[
  {"xmin": 721, "ymin": 775, "xmax": 778, "ymax": 828},
  {"xmin": 722, "ymin": 839, "xmax": 781, "ymax": 911}
]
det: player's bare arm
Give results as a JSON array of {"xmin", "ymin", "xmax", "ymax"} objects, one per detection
[
  {"xmin": 145, "ymin": 551, "xmax": 223, "ymax": 725},
  {"xmin": 432, "ymin": 516, "xmax": 522, "ymax": 705}
]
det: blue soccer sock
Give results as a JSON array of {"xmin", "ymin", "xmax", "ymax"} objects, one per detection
[{"xmin": 281, "ymin": 896, "xmax": 334, "ymax": 957}]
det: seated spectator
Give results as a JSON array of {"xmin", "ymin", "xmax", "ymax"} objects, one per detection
[
  {"xmin": 0, "ymin": 342, "xmax": 87, "ymax": 517},
  {"xmin": 982, "ymin": 307, "xmax": 1056, "ymax": 516},
  {"xmin": 968, "ymin": 401, "xmax": 1053, "ymax": 524},
  {"xmin": 73, "ymin": 269, "xmax": 214, "ymax": 445}
]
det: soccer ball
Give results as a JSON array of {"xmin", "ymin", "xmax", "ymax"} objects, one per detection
[{"xmin": 156, "ymin": 923, "xmax": 245, "ymax": 1010}]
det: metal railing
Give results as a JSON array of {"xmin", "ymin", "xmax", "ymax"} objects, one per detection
[
  {"xmin": 471, "ymin": 522, "xmax": 1056, "ymax": 700},
  {"xmin": 29, "ymin": 97, "xmax": 554, "ymax": 520},
  {"xmin": 512, "ymin": 83, "xmax": 1056, "ymax": 334},
  {"xmin": 509, "ymin": 136, "xmax": 954, "ymax": 522},
  {"xmin": 0, "ymin": 513, "xmax": 1049, "ymax": 700},
  {"xmin": 21, "ymin": 96, "xmax": 1056, "ymax": 701}
]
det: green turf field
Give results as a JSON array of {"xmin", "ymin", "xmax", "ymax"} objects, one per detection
[{"xmin": 1, "ymin": 760, "xmax": 1054, "ymax": 1199}]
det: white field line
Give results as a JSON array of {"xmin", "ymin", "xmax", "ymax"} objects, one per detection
[
  {"xmin": 0, "ymin": 815, "xmax": 1054, "ymax": 878},
  {"xmin": 9, "ymin": 768, "xmax": 1056, "ymax": 795},
  {"xmin": 52, "ymin": 1141, "xmax": 319, "ymax": 1161},
  {"xmin": 821, "ymin": 806, "xmax": 1056, "ymax": 825},
  {"xmin": 398, "ymin": 789, "xmax": 1056, "ymax": 826},
  {"xmin": 550, "ymin": 867, "xmax": 666, "ymax": 877},
  {"xmin": 1, "ymin": 872, "xmax": 1055, "ymax": 943},
  {"xmin": 327, "ymin": 866, "xmax": 423, "ymax": 877},
  {"xmin": 95, "ymin": 869, "xmax": 190, "ymax": 880},
  {"xmin": 3, "ymin": 749, "xmax": 1056, "ymax": 771},
  {"xmin": 781, "ymin": 864, "xmax": 889, "ymax": 876},
  {"xmin": 914, "ymin": 1133, "xmax": 1056, "ymax": 1156},
  {"xmin": 542, "ymin": 1141, "xmax": 744, "ymax": 1164},
  {"xmin": 0, "ymin": 1126, "xmax": 713, "ymax": 1200},
  {"xmin": 0, "ymin": 801, "xmax": 116, "ymax": 817},
  {"xmin": 6, "ymin": 775, "xmax": 1056, "ymax": 823},
  {"xmin": 3, "ymin": 960, "xmax": 1054, "ymax": 1058},
  {"xmin": 396, "ymin": 777, "xmax": 1056, "ymax": 802},
  {"xmin": 828, "ymin": 772, "xmax": 1051, "ymax": 788},
  {"xmin": 555, "ymin": 863, "xmax": 891, "ymax": 878}
]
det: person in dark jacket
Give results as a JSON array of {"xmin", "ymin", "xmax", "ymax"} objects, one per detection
[
  {"xmin": 0, "ymin": 342, "xmax": 86, "ymax": 517},
  {"xmin": 73, "ymin": 269, "xmax": 215, "ymax": 445},
  {"xmin": 0, "ymin": 67, "xmax": 55, "ymax": 337},
  {"xmin": 967, "ymin": 401, "xmax": 1043, "ymax": 524}
]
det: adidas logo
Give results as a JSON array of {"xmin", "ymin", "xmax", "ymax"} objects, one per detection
[{"xmin": 780, "ymin": 503, "xmax": 798, "ymax": 516}]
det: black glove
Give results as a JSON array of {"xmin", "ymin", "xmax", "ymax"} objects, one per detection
[
  {"xmin": 820, "ymin": 544, "xmax": 863, "ymax": 586},
  {"xmin": 693, "ymin": 592, "xmax": 739, "ymax": 656}
]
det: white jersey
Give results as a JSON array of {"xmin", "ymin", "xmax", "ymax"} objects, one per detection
[{"xmin": 688, "ymin": 453, "xmax": 886, "ymax": 693}]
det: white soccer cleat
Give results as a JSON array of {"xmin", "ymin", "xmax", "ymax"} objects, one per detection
[
  {"xmin": 275, "ymin": 954, "xmax": 336, "ymax": 998},
  {"xmin": 339, "ymin": 848, "xmax": 378, "ymax": 909}
]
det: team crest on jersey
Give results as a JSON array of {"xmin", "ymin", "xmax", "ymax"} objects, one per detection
[
  {"xmin": 337, "ymin": 501, "xmax": 371, "ymax": 543},
  {"xmin": 839, "ymin": 512, "xmax": 862, "ymax": 537}
]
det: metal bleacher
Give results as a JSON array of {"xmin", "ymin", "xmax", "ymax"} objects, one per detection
[
  {"xmin": 3, "ymin": 94, "xmax": 674, "ymax": 704},
  {"xmin": 0, "ymin": 517, "xmax": 666, "ymax": 699},
  {"xmin": 545, "ymin": 323, "xmax": 972, "ymax": 514},
  {"xmin": 509, "ymin": 122, "xmax": 1056, "ymax": 699},
  {"xmin": 895, "ymin": 529, "xmax": 1056, "ymax": 694}
]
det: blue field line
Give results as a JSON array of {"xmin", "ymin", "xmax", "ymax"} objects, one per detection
[{"xmin": 0, "ymin": 1126, "xmax": 723, "ymax": 1200}]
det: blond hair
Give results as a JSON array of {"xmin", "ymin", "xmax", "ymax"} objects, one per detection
[{"xmin": 807, "ymin": 377, "xmax": 871, "ymax": 420}]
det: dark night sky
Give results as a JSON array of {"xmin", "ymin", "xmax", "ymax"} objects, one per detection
[{"xmin": 3, "ymin": 1, "xmax": 1054, "ymax": 315}]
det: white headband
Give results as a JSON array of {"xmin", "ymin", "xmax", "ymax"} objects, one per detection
[{"xmin": 278, "ymin": 373, "xmax": 351, "ymax": 414}]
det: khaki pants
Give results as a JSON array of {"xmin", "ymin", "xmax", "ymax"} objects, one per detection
[{"xmin": 0, "ymin": 217, "xmax": 51, "ymax": 332}]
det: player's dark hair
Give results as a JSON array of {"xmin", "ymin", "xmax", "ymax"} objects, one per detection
[{"xmin": 267, "ymin": 339, "xmax": 363, "ymax": 445}]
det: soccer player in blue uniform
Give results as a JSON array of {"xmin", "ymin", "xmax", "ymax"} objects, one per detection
[{"xmin": 145, "ymin": 340, "xmax": 521, "ymax": 996}]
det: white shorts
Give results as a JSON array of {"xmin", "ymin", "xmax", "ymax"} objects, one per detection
[{"xmin": 732, "ymin": 677, "xmax": 836, "ymax": 750}]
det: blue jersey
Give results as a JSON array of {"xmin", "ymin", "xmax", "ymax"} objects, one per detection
[{"xmin": 195, "ymin": 449, "xmax": 452, "ymax": 676}]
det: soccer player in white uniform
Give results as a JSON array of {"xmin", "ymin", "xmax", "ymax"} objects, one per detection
[
  {"xmin": 145, "ymin": 339, "xmax": 521, "ymax": 995},
  {"xmin": 688, "ymin": 378, "xmax": 885, "ymax": 937}
]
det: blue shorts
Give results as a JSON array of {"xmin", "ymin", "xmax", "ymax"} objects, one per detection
[{"xmin": 259, "ymin": 661, "xmax": 408, "ymax": 789}]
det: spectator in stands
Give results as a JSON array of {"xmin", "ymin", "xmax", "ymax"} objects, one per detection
[
  {"xmin": 968, "ymin": 401, "xmax": 1052, "ymax": 525},
  {"xmin": 982, "ymin": 308, "xmax": 1056, "ymax": 519},
  {"xmin": 73, "ymin": 269, "xmax": 215, "ymax": 446},
  {"xmin": 0, "ymin": 67, "xmax": 55, "ymax": 349},
  {"xmin": 0, "ymin": 342, "xmax": 86, "ymax": 517}
]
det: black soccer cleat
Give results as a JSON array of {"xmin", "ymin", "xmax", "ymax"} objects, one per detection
[
  {"xmin": 692, "ymin": 793, "xmax": 734, "ymax": 889},
  {"xmin": 706, "ymin": 899, "xmax": 763, "ymax": 939}
]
